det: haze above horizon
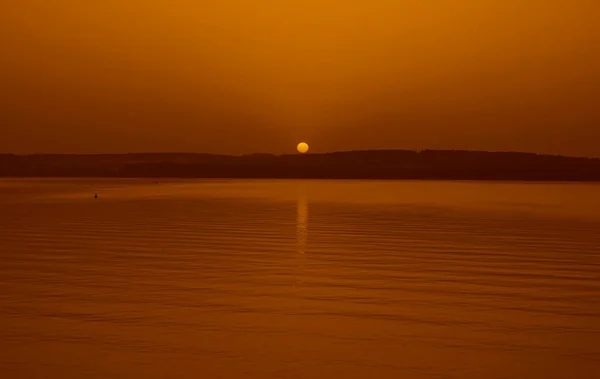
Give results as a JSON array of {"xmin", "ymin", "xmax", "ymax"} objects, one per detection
[{"xmin": 1, "ymin": 1, "xmax": 599, "ymax": 156}]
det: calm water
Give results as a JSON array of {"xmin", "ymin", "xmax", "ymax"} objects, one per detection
[{"xmin": 1, "ymin": 179, "xmax": 600, "ymax": 378}]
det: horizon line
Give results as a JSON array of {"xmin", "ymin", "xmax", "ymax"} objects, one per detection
[{"xmin": 2, "ymin": 149, "xmax": 599, "ymax": 160}]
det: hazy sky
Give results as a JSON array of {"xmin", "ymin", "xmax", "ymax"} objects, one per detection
[{"xmin": 1, "ymin": 1, "xmax": 599, "ymax": 156}]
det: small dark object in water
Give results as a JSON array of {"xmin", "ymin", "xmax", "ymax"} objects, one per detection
[{"xmin": 94, "ymin": 193, "xmax": 98, "ymax": 199}]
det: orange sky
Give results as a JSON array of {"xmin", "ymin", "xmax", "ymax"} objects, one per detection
[{"xmin": 1, "ymin": 0, "xmax": 599, "ymax": 156}]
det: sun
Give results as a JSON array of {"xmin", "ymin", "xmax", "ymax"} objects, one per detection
[{"xmin": 297, "ymin": 142, "xmax": 309, "ymax": 154}]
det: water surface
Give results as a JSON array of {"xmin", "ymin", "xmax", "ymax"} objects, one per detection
[{"xmin": 1, "ymin": 179, "xmax": 599, "ymax": 378}]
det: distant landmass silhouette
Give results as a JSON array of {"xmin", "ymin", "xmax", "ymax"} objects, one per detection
[{"xmin": 1, "ymin": 150, "xmax": 600, "ymax": 181}]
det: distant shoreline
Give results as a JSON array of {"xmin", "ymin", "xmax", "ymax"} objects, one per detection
[
  {"xmin": 2, "ymin": 177, "xmax": 600, "ymax": 183},
  {"xmin": 2, "ymin": 150, "xmax": 600, "ymax": 181}
]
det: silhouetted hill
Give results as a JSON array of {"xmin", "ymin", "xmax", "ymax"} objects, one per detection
[{"xmin": 1, "ymin": 150, "xmax": 600, "ymax": 181}]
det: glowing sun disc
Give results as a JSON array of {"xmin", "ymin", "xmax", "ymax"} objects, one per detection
[{"xmin": 297, "ymin": 142, "xmax": 309, "ymax": 153}]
